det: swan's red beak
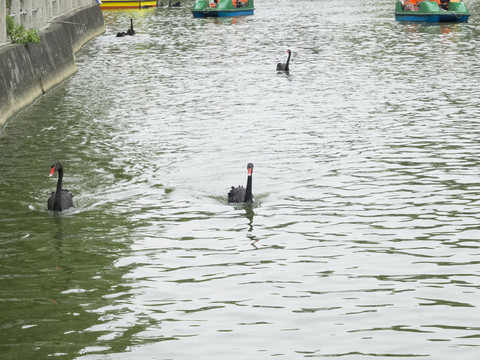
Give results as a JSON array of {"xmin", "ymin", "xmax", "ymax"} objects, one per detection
[
  {"xmin": 49, "ymin": 167, "xmax": 55, "ymax": 177},
  {"xmin": 248, "ymin": 168, "xmax": 252, "ymax": 176}
]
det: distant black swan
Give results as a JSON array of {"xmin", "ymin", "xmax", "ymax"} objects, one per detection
[
  {"xmin": 228, "ymin": 163, "xmax": 254, "ymax": 204},
  {"xmin": 48, "ymin": 162, "xmax": 75, "ymax": 212},
  {"xmin": 127, "ymin": 19, "xmax": 135, "ymax": 35},
  {"xmin": 116, "ymin": 19, "xmax": 135, "ymax": 37},
  {"xmin": 276, "ymin": 49, "xmax": 291, "ymax": 71}
]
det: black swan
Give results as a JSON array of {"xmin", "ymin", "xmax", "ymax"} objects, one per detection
[
  {"xmin": 127, "ymin": 19, "xmax": 135, "ymax": 35},
  {"xmin": 47, "ymin": 162, "xmax": 75, "ymax": 212},
  {"xmin": 276, "ymin": 49, "xmax": 291, "ymax": 71},
  {"xmin": 228, "ymin": 163, "xmax": 254, "ymax": 204},
  {"xmin": 116, "ymin": 19, "xmax": 135, "ymax": 37}
]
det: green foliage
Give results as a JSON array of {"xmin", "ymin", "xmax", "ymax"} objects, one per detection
[{"xmin": 6, "ymin": 15, "xmax": 41, "ymax": 45}]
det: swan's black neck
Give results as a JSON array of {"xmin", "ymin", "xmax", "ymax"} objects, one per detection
[
  {"xmin": 285, "ymin": 51, "xmax": 291, "ymax": 71},
  {"xmin": 130, "ymin": 19, "xmax": 134, "ymax": 31},
  {"xmin": 54, "ymin": 166, "xmax": 64, "ymax": 210},
  {"xmin": 244, "ymin": 172, "xmax": 253, "ymax": 203}
]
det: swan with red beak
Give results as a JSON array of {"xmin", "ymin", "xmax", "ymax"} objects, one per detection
[
  {"xmin": 228, "ymin": 163, "xmax": 254, "ymax": 204},
  {"xmin": 48, "ymin": 162, "xmax": 75, "ymax": 212}
]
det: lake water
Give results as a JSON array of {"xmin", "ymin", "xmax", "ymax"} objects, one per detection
[{"xmin": 1, "ymin": 0, "xmax": 480, "ymax": 359}]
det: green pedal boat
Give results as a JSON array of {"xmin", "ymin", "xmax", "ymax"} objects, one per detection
[
  {"xmin": 192, "ymin": 0, "xmax": 254, "ymax": 18},
  {"xmin": 395, "ymin": 0, "xmax": 470, "ymax": 23}
]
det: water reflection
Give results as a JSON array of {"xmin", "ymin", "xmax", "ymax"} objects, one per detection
[{"xmin": 243, "ymin": 205, "xmax": 258, "ymax": 248}]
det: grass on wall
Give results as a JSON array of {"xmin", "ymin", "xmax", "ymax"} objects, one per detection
[{"xmin": 6, "ymin": 14, "xmax": 40, "ymax": 44}]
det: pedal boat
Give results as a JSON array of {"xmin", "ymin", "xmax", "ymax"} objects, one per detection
[
  {"xmin": 395, "ymin": 0, "xmax": 470, "ymax": 23},
  {"xmin": 192, "ymin": 0, "xmax": 254, "ymax": 18}
]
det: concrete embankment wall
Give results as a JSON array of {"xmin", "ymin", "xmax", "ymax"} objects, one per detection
[{"xmin": 0, "ymin": 4, "xmax": 105, "ymax": 127}]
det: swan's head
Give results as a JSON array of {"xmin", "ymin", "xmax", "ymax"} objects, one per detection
[
  {"xmin": 287, "ymin": 49, "xmax": 291, "ymax": 54},
  {"xmin": 49, "ymin": 162, "xmax": 62, "ymax": 177},
  {"xmin": 247, "ymin": 163, "xmax": 254, "ymax": 176}
]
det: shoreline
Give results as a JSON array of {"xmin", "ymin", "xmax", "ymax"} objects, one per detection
[{"xmin": 0, "ymin": 4, "xmax": 105, "ymax": 127}]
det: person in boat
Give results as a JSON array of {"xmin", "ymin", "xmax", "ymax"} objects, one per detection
[
  {"xmin": 440, "ymin": 0, "xmax": 450, "ymax": 9},
  {"xmin": 403, "ymin": 0, "xmax": 443, "ymax": 11},
  {"xmin": 234, "ymin": 0, "xmax": 248, "ymax": 7},
  {"xmin": 209, "ymin": 0, "xmax": 218, "ymax": 7},
  {"xmin": 403, "ymin": 0, "xmax": 419, "ymax": 11}
]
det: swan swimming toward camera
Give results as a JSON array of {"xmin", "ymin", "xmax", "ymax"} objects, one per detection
[
  {"xmin": 277, "ymin": 49, "xmax": 291, "ymax": 71},
  {"xmin": 47, "ymin": 162, "xmax": 75, "ymax": 212},
  {"xmin": 228, "ymin": 163, "xmax": 254, "ymax": 204}
]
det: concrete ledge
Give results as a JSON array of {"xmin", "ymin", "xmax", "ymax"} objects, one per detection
[
  {"xmin": 0, "ymin": 44, "xmax": 43, "ymax": 124},
  {"xmin": 0, "ymin": 4, "xmax": 105, "ymax": 127},
  {"xmin": 26, "ymin": 23, "xmax": 78, "ymax": 95}
]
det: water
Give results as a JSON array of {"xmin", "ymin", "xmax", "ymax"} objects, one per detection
[{"xmin": 1, "ymin": 0, "xmax": 480, "ymax": 358}]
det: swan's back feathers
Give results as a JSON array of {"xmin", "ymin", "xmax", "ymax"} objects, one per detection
[
  {"xmin": 228, "ymin": 186, "xmax": 246, "ymax": 203},
  {"xmin": 48, "ymin": 189, "xmax": 74, "ymax": 211}
]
